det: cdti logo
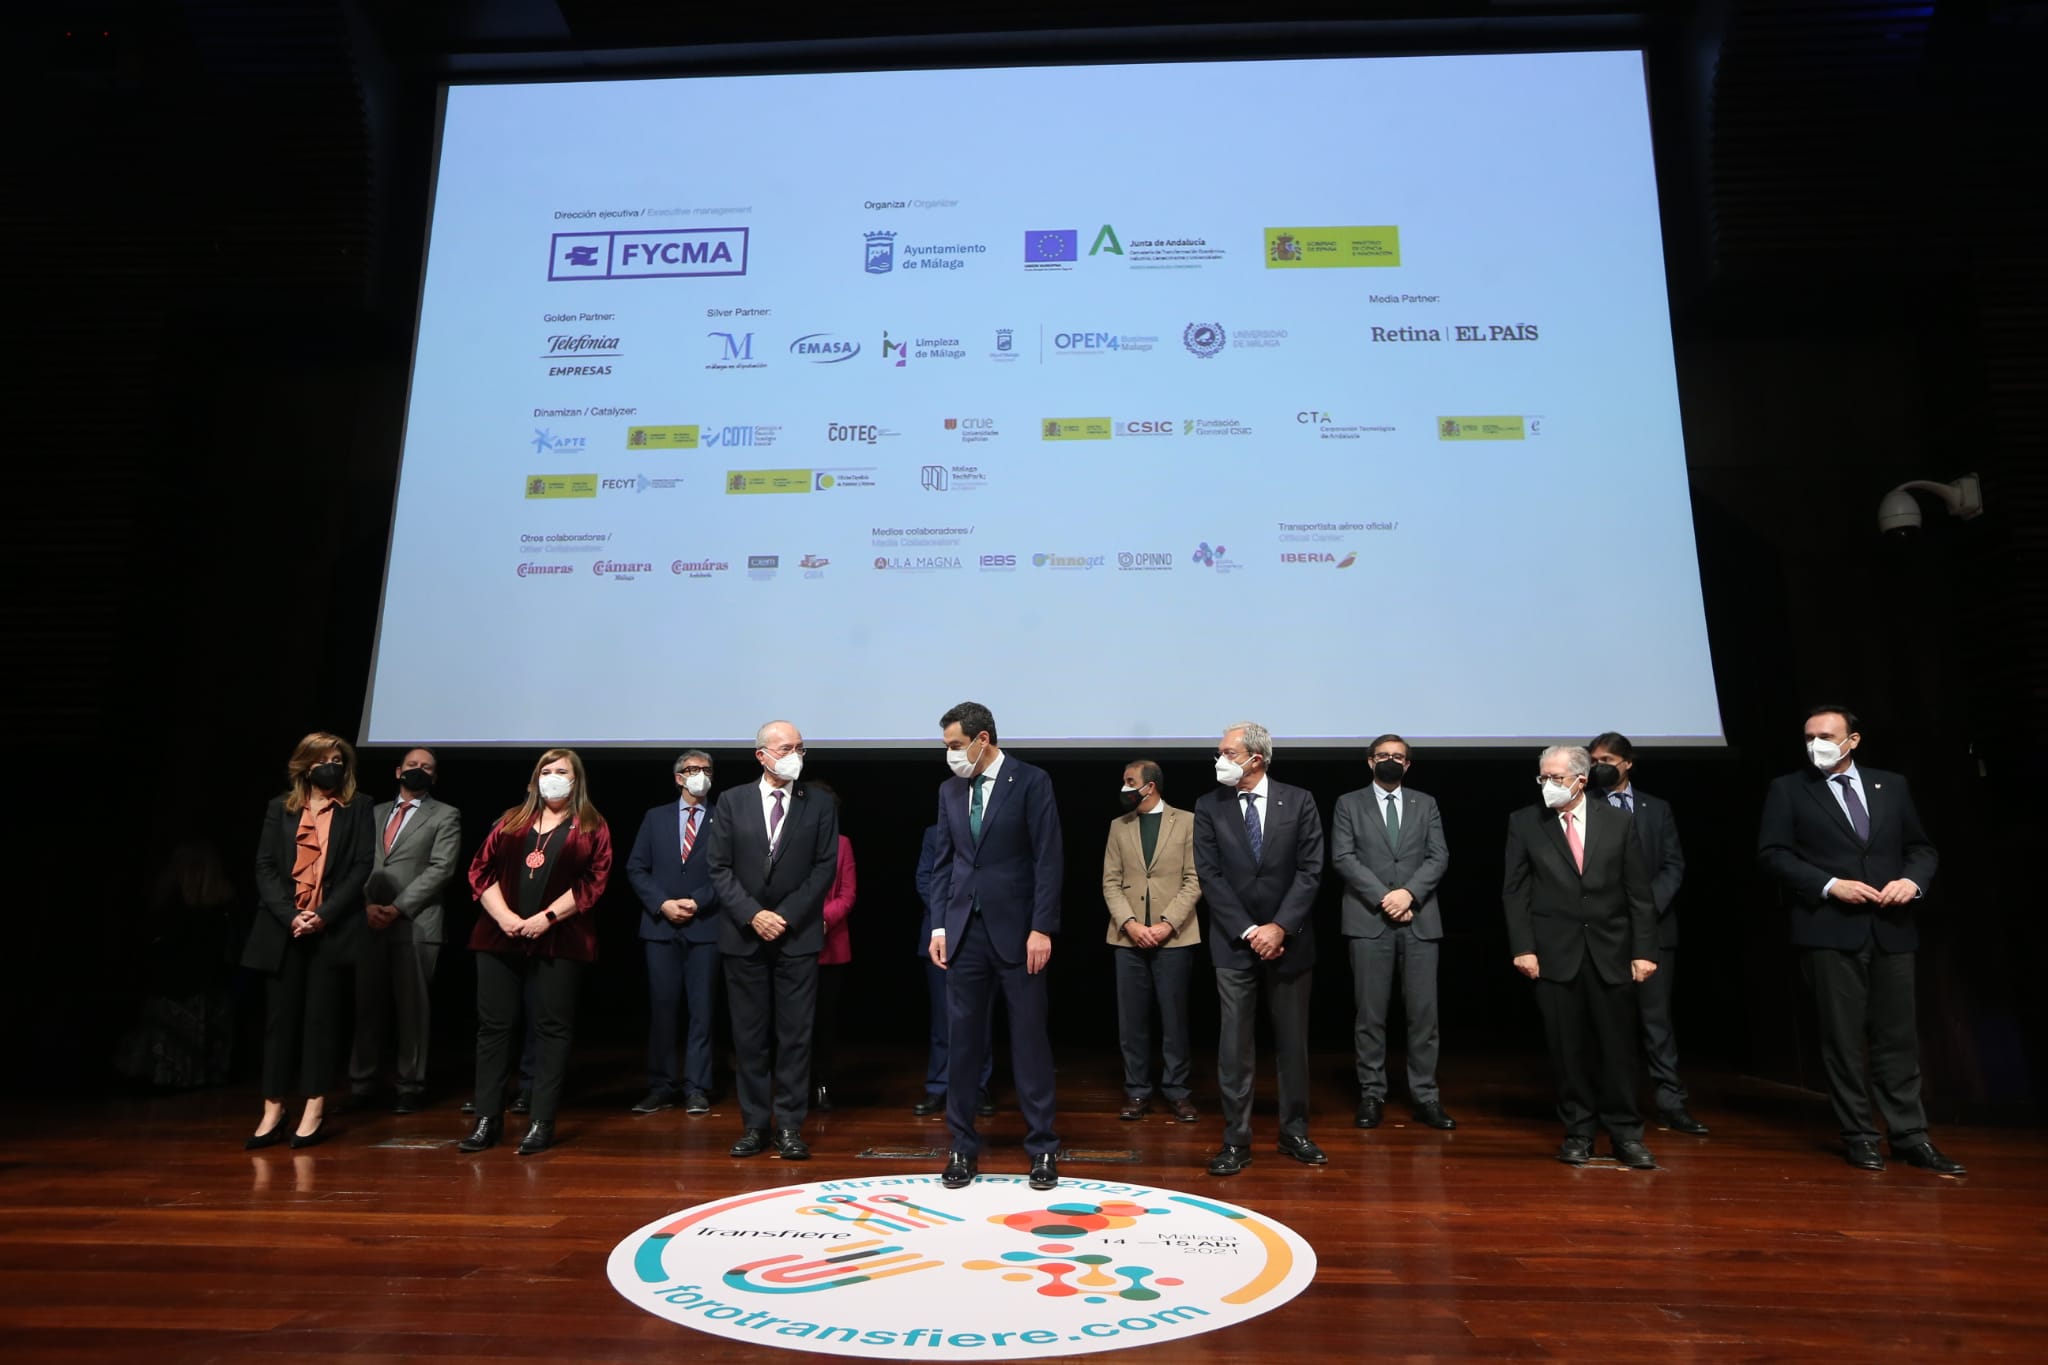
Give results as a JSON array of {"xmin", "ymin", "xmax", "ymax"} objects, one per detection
[
  {"xmin": 549, "ymin": 229, "xmax": 749, "ymax": 281},
  {"xmin": 790, "ymin": 333, "xmax": 861, "ymax": 363}
]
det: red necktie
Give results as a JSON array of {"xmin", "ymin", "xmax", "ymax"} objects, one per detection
[
  {"xmin": 681, "ymin": 804, "xmax": 700, "ymax": 862},
  {"xmin": 383, "ymin": 801, "xmax": 412, "ymax": 853}
]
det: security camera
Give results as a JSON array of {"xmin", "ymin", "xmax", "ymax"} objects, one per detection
[{"xmin": 1877, "ymin": 475, "xmax": 1983, "ymax": 538}]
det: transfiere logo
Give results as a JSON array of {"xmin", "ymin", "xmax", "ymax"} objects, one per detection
[
  {"xmin": 550, "ymin": 229, "xmax": 750, "ymax": 281},
  {"xmin": 606, "ymin": 1175, "xmax": 1316, "ymax": 1360}
]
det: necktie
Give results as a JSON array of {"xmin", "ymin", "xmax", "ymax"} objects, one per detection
[
  {"xmin": 1834, "ymin": 775, "xmax": 1870, "ymax": 841},
  {"xmin": 768, "ymin": 789, "xmax": 785, "ymax": 849},
  {"xmin": 1612, "ymin": 791, "xmax": 1633, "ymax": 814},
  {"xmin": 1242, "ymin": 792, "xmax": 1263, "ymax": 864},
  {"xmin": 970, "ymin": 774, "xmax": 986, "ymax": 843},
  {"xmin": 681, "ymin": 804, "xmax": 699, "ymax": 862},
  {"xmin": 383, "ymin": 801, "xmax": 412, "ymax": 853},
  {"xmin": 1384, "ymin": 792, "xmax": 1401, "ymax": 848},
  {"xmin": 1563, "ymin": 810, "xmax": 1584, "ymax": 872}
]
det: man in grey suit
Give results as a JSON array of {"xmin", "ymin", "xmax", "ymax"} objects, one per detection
[
  {"xmin": 1331, "ymin": 733, "xmax": 1455, "ymax": 1132},
  {"xmin": 349, "ymin": 748, "xmax": 463, "ymax": 1113}
]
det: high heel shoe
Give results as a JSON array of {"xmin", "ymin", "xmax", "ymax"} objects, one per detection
[
  {"xmin": 289, "ymin": 1120, "xmax": 330, "ymax": 1149},
  {"xmin": 245, "ymin": 1125, "xmax": 288, "ymax": 1150}
]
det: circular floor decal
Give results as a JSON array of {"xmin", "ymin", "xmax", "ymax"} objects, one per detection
[{"xmin": 607, "ymin": 1172, "xmax": 1317, "ymax": 1359}]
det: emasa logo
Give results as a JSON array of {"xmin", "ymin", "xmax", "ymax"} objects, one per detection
[{"xmin": 608, "ymin": 1175, "xmax": 1315, "ymax": 1359}]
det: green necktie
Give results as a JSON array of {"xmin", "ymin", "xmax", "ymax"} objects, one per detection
[
  {"xmin": 970, "ymin": 774, "xmax": 987, "ymax": 842},
  {"xmin": 1384, "ymin": 791, "xmax": 1401, "ymax": 849}
]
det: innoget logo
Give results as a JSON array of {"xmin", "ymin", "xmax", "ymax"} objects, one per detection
[{"xmin": 608, "ymin": 1174, "xmax": 1316, "ymax": 1359}]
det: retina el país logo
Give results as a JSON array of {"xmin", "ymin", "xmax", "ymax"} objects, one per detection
[
  {"xmin": 1454, "ymin": 323, "xmax": 1539, "ymax": 342},
  {"xmin": 549, "ymin": 228, "xmax": 749, "ymax": 281}
]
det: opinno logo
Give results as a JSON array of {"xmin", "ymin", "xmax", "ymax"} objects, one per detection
[{"xmin": 607, "ymin": 1175, "xmax": 1315, "ymax": 1359}]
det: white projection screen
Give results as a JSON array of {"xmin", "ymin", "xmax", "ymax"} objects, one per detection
[{"xmin": 363, "ymin": 49, "xmax": 1724, "ymax": 749}]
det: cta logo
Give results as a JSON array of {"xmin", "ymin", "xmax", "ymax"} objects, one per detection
[
  {"xmin": 1042, "ymin": 417, "xmax": 1113, "ymax": 441},
  {"xmin": 549, "ymin": 228, "xmax": 749, "ymax": 281},
  {"xmin": 1264, "ymin": 225, "xmax": 1401, "ymax": 268},
  {"xmin": 626, "ymin": 425, "xmax": 699, "ymax": 450},
  {"xmin": 1183, "ymin": 322, "xmax": 1226, "ymax": 359},
  {"xmin": 516, "ymin": 561, "xmax": 574, "ymax": 578},
  {"xmin": 1297, "ymin": 411, "xmax": 1395, "ymax": 440},
  {"xmin": 790, "ymin": 332, "xmax": 861, "ymax": 363},
  {"xmin": 524, "ymin": 474, "xmax": 597, "ymax": 499}
]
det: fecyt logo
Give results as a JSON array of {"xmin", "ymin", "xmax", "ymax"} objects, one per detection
[{"xmin": 549, "ymin": 229, "xmax": 749, "ymax": 281}]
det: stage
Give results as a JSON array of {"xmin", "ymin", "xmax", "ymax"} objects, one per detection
[{"xmin": 2, "ymin": 1050, "xmax": 2042, "ymax": 1361}]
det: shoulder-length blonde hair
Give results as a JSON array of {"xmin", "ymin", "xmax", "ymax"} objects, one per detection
[
  {"xmin": 500, "ymin": 747, "xmax": 605, "ymax": 835},
  {"xmin": 283, "ymin": 731, "xmax": 359, "ymax": 812}
]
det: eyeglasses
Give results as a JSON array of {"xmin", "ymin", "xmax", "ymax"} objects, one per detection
[
  {"xmin": 761, "ymin": 744, "xmax": 806, "ymax": 758},
  {"xmin": 1370, "ymin": 752, "xmax": 1408, "ymax": 764},
  {"xmin": 679, "ymin": 765, "xmax": 712, "ymax": 776},
  {"xmin": 1536, "ymin": 774, "xmax": 1578, "ymax": 786}
]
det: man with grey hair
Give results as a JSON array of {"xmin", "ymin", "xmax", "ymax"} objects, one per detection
[
  {"xmin": 1193, "ymin": 722, "xmax": 1327, "ymax": 1175},
  {"xmin": 625, "ymin": 749, "xmax": 723, "ymax": 1116},
  {"xmin": 1503, "ymin": 744, "xmax": 1660, "ymax": 1168}
]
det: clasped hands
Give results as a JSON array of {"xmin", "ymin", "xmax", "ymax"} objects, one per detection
[
  {"xmin": 1828, "ymin": 878, "xmax": 1919, "ymax": 906},
  {"xmin": 1379, "ymin": 888, "xmax": 1416, "ymax": 923},
  {"xmin": 661, "ymin": 897, "xmax": 698, "ymax": 924},
  {"xmin": 1511, "ymin": 953, "xmax": 1658, "ymax": 984},
  {"xmin": 289, "ymin": 909, "xmax": 325, "ymax": 938},
  {"xmin": 751, "ymin": 908, "xmax": 788, "ymax": 941},
  {"xmin": 1122, "ymin": 920, "xmax": 1173, "ymax": 949}
]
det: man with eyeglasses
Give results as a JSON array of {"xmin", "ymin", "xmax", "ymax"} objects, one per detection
[
  {"xmin": 706, "ymin": 721, "xmax": 841, "ymax": 1161},
  {"xmin": 624, "ymin": 750, "xmax": 723, "ymax": 1118},
  {"xmin": 1331, "ymin": 734, "xmax": 1455, "ymax": 1132},
  {"xmin": 1503, "ymin": 745, "xmax": 1659, "ymax": 1169}
]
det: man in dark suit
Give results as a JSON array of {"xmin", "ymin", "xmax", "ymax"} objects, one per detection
[
  {"xmin": 928, "ymin": 701, "xmax": 1063, "ymax": 1191},
  {"xmin": 1588, "ymin": 732, "xmax": 1705, "ymax": 1136},
  {"xmin": 349, "ymin": 747, "xmax": 462, "ymax": 1114},
  {"xmin": 1757, "ymin": 705, "xmax": 1961, "ymax": 1175},
  {"xmin": 705, "ymin": 720, "xmax": 840, "ymax": 1161},
  {"xmin": 1331, "ymin": 733, "xmax": 1454, "ymax": 1132},
  {"xmin": 913, "ymin": 822, "xmax": 991, "ymax": 1118},
  {"xmin": 625, "ymin": 749, "xmax": 722, "ymax": 1118},
  {"xmin": 1193, "ymin": 721, "xmax": 1326, "ymax": 1176},
  {"xmin": 1503, "ymin": 744, "xmax": 1660, "ymax": 1169}
]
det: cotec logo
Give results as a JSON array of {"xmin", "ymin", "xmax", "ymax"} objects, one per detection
[
  {"xmin": 828, "ymin": 424, "xmax": 881, "ymax": 445},
  {"xmin": 549, "ymin": 229, "xmax": 750, "ymax": 281}
]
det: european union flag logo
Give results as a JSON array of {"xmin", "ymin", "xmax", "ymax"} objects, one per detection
[{"xmin": 1025, "ymin": 230, "xmax": 1077, "ymax": 263}]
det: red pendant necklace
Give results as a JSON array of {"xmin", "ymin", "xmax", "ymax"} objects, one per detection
[{"xmin": 526, "ymin": 818, "xmax": 564, "ymax": 876}]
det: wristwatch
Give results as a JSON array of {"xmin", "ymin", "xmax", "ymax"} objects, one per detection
[{"xmin": 545, "ymin": 910, "xmax": 558, "ymax": 923}]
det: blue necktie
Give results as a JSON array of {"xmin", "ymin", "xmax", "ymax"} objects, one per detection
[
  {"xmin": 1834, "ymin": 775, "xmax": 1870, "ymax": 842},
  {"xmin": 1242, "ymin": 792, "xmax": 1263, "ymax": 864},
  {"xmin": 1611, "ymin": 791, "xmax": 1633, "ymax": 814}
]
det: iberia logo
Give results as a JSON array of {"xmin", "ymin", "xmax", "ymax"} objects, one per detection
[{"xmin": 608, "ymin": 1175, "xmax": 1316, "ymax": 1358}]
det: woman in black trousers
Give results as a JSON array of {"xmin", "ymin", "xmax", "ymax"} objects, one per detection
[{"xmin": 244, "ymin": 732, "xmax": 374, "ymax": 1148}]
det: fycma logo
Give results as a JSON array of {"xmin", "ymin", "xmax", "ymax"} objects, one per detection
[
  {"xmin": 549, "ymin": 228, "xmax": 750, "ymax": 281},
  {"xmin": 607, "ymin": 1176, "xmax": 1314, "ymax": 1359}
]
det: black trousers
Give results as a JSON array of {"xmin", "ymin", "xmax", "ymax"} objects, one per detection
[
  {"xmin": 1532, "ymin": 968, "xmax": 1643, "ymax": 1143},
  {"xmin": 1215, "ymin": 960, "xmax": 1311, "ymax": 1147},
  {"xmin": 1113, "ymin": 944, "xmax": 1194, "ymax": 1101},
  {"xmin": 1802, "ymin": 943, "xmax": 1927, "ymax": 1145},
  {"xmin": 474, "ymin": 952, "xmax": 583, "ymax": 1124},
  {"xmin": 260, "ymin": 933, "xmax": 347, "ymax": 1099},
  {"xmin": 811, "ymin": 961, "xmax": 847, "ymax": 1087},
  {"xmin": 724, "ymin": 948, "xmax": 817, "ymax": 1131},
  {"xmin": 1638, "ymin": 944, "xmax": 1687, "ymax": 1111}
]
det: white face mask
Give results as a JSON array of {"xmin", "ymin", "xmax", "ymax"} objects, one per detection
[
  {"xmin": 1215, "ymin": 755, "xmax": 1247, "ymax": 787},
  {"xmin": 946, "ymin": 738, "xmax": 983, "ymax": 779},
  {"xmin": 1806, "ymin": 738, "xmax": 1845, "ymax": 770},
  {"xmin": 1540, "ymin": 778, "xmax": 1579, "ymax": 810},
  {"xmin": 537, "ymin": 773, "xmax": 574, "ymax": 802},
  {"xmin": 682, "ymin": 772, "xmax": 710, "ymax": 798},
  {"xmin": 767, "ymin": 752, "xmax": 803, "ymax": 782}
]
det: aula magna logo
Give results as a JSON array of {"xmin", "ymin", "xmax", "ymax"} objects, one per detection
[{"xmin": 607, "ymin": 1175, "xmax": 1316, "ymax": 1360}]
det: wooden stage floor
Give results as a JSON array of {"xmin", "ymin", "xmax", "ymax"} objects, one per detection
[{"xmin": 3, "ymin": 1049, "xmax": 2043, "ymax": 1362}]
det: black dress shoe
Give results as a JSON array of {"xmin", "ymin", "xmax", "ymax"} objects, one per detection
[
  {"xmin": 458, "ymin": 1116, "xmax": 502, "ymax": 1153},
  {"xmin": 393, "ymin": 1093, "xmax": 423, "ymax": 1115},
  {"xmin": 289, "ymin": 1121, "xmax": 330, "ymax": 1150},
  {"xmin": 516, "ymin": 1120, "xmax": 556, "ymax": 1155},
  {"xmin": 730, "ymin": 1128, "xmax": 770, "ymax": 1158},
  {"xmin": 812, "ymin": 1085, "xmax": 833, "ymax": 1113},
  {"xmin": 245, "ymin": 1124, "xmax": 288, "ymax": 1150},
  {"xmin": 1844, "ymin": 1140, "xmax": 1885, "ymax": 1171},
  {"xmin": 1171, "ymin": 1098, "xmax": 1199, "ymax": 1123},
  {"xmin": 684, "ymin": 1090, "xmax": 711, "ymax": 1116},
  {"xmin": 976, "ymin": 1090, "xmax": 996, "ymax": 1117},
  {"xmin": 774, "ymin": 1129, "xmax": 812, "ymax": 1160},
  {"xmin": 1029, "ymin": 1153, "xmax": 1059, "ymax": 1191},
  {"xmin": 1413, "ymin": 1101, "xmax": 1457, "ymax": 1130},
  {"xmin": 1277, "ymin": 1134, "xmax": 1327, "ymax": 1165},
  {"xmin": 631, "ymin": 1090, "xmax": 677, "ymax": 1115},
  {"xmin": 1895, "ymin": 1140, "xmax": 1965, "ymax": 1175},
  {"xmin": 1557, "ymin": 1135, "xmax": 1594, "ymax": 1165},
  {"xmin": 941, "ymin": 1150, "xmax": 978, "ymax": 1188},
  {"xmin": 1207, "ymin": 1144, "xmax": 1252, "ymax": 1176},
  {"xmin": 510, "ymin": 1091, "xmax": 532, "ymax": 1115},
  {"xmin": 1355, "ymin": 1095, "xmax": 1383, "ymax": 1129},
  {"xmin": 1658, "ymin": 1107, "xmax": 1709, "ymax": 1136},
  {"xmin": 1611, "ymin": 1139, "xmax": 1657, "ymax": 1170},
  {"xmin": 913, "ymin": 1091, "xmax": 946, "ymax": 1117},
  {"xmin": 1119, "ymin": 1097, "xmax": 1149, "ymax": 1121}
]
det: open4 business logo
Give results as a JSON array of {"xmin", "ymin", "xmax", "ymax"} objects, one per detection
[
  {"xmin": 550, "ymin": 229, "xmax": 750, "ymax": 281},
  {"xmin": 607, "ymin": 1175, "xmax": 1315, "ymax": 1360}
]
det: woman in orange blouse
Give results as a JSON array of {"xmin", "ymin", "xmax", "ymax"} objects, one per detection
[
  {"xmin": 244, "ymin": 732, "xmax": 375, "ymax": 1148},
  {"xmin": 459, "ymin": 748, "xmax": 611, "ymax": 1156}
]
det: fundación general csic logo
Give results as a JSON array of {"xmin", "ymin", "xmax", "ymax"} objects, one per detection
[{"xmin": 607, "ymin": 1175, "xmax": 1315, "ymax": 1360}]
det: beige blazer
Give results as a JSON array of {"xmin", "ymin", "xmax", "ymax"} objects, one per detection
[{"xmin": 1101, "ymin": 803, "xmax": 1202, "ymax": 946}]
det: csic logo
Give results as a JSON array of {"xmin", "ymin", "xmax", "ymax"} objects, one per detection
[
  {"xmin": 605, "ymin": 1176, "xmax": 1315, "ymax": 1359},
  {"xmin": 516, "ymin": 561, "xmax": 575, "ymax": 578},
  {"xmin": 1119, "ymin": 420, "xmax": 1176, "ymax": 438},
  {"xmin": 1183, "ymin": 323, "xmax": 1225, "ymax": 359},
  {"xmin": 865, "ymin": 231, "xmax": 897, "ymax": 274},
  {"xmin": 531, "ymin": 428, "xmax": 588, "ymax": 455},
  {"xmin": 791, "ymin": 333, "xmax": 862, "ymax": 363},
  {"xmin": 549, "ymin": 228, "xmax": 749, "ymax": 281}
]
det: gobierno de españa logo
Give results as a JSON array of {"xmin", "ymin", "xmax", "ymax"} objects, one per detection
[{"xmin": 606, "ymin": 1173, "xmax": 1317, "ymax": 1359}]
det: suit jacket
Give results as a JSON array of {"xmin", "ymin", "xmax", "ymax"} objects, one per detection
[
  {"xmin": 465, "ymin": 814, "xmax": 611, "ymax": 962},
  {"xmin": 1331, "ymin": 784, "xmax": 1448, "ymax": 940},
  {"xmin": 1192, "ymin": 780, "xmax": 1323, "ymax": 978},
  {"xmin": 1609, "ymin": 787, "xmax": 1684, "ymax": 948},
  {"xmin": 1757, "ymin": 765, "xmax": 1937, "ymax": 952},
  {"xmin": 1501, "ymin": 799, "xmax": 1655, "ymax": 985},
  {"xmin": 705, "ymin": 780, "xmax": 840, "ymax": 957},
  {"xmin": 1100, "ymin": 803, "xmax": 1203, "ymax": 947},
  {"xmin": 914, "ymin": 823, "xmax": 943, "ymax": 955},
  {"xmin": 930, "ymin": 756, "xmax": 1064, "ymax": 965},
  {"xmin": 367, "ymin": 794, "xmax": 463, "ymax": 946},
  {"xmin": 244, "ymin": 793, "xmax": 376, "ymax": 973},
  {"xmin": 625, "ymin": 798, "xmax": 722, "ymax": 945},
  {"xmin": 820, "ymin": 835, "xmax": 856, "ymax": 965}
]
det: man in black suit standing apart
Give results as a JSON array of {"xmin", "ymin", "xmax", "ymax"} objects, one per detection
[
  {"xmin": 706, "ymin": 720, "xmax": 839, "ymax": 1161},
  {"xmin": 1193, "ymin": 721, "xmax": 1326, "ymax": 1176},
  {"xmin": 1503, "ymin": 744, "xmax": 1659, "ymax": 1169},
  {"xmin": 1757, "ymin": 705, "xmax": 1962, "ymax": 1174},
  {"xmin": 928, "ymin": 701, "xmax": 1063, "ymax": 1191},
  {"xmin": 1587, "ymin": 732, "xmax": 1706, "ymax": 1136},
  {"xmin": 625, "ymin": 749, "xmax": 722, "ymax": 1118}
]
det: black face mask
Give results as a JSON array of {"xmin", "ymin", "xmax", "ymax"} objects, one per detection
[
  {"xmin": 1119, "ymin": 786, "xmax": 1148, "ymax": 812},
  {"xmin": 1373, "ymin": 759, "xmax": 1406, "ymax": 786},
  {"xmin": 398, "ymin": 767, "xmax": 433, "ymax": 793},
  {"xmin": 1588, "ymin": 762, "xmax": 1622, "ymax": 792},
  {"xmin": 309, "ymin": 761, "xmax": 345, "ymax": 791}
]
